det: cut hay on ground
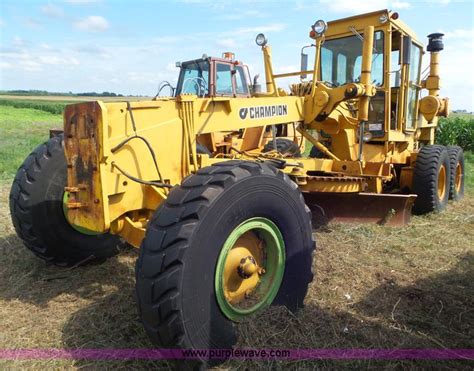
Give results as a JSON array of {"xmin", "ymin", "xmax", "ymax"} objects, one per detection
[{"xmin": 0, "ymin": 184, "xmax": 472, "ymax": 369}]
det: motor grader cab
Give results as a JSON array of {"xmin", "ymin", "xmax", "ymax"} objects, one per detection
[
  {"xmin": 9, "ymin": 9, "xmax": 464, "ymax": 365},
  {"xmin": 170, "ymin": 53, "xmax": 304, "ymax": 155},
  {"xmin": 175, "ymin": 53, "xmax": 252, "ymax": 98}
]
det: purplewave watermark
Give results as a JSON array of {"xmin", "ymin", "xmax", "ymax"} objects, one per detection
[{"xmin": 0, "ymin": 348, "xmax": 473, "ymax": 361}]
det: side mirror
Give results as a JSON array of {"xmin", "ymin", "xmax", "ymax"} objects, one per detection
[
  {"xmin": 402, "ymin": 36, "xmax": 412, "ymax": 65},
  {"xmin": 300, "ymin": 53, "xmax": 308, "ymax": 79}
]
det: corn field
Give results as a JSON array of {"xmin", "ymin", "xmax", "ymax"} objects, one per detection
[{"xmin": 436, "ymin": 116, "xmax": 474, "ymax": 151}]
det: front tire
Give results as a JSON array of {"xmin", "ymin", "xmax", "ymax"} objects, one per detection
[
  {"xmin": 9, "ymin": 135, "xmax": 124, "ymax": 266},
  {"xmin": 136, "ymin": 161, "xmax": 314, "ymax": 358},
  {"xmin": 412, "ymin": 145, "xmax": 450, "ymax": 214}
]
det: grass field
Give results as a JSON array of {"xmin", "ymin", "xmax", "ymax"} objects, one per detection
[{"xmin": 0, "ymin": 101, "xmax": 473, "ymax": 369}]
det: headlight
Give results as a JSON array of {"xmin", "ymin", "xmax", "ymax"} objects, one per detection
[
  {"xmin": 255, "ymin": 33, "xmax": 267, "ymax": 47},
  {"xmin": 311, "ymin": 20, "xmax": 327, "ymax": 36},
  {"xmin": 362, "ymin": 132, "xmax": 373, "ymax": 142}
]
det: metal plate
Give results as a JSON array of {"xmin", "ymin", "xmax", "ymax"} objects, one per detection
[{"xmin": 303, "ymin": 192, "xmax": 416, "ymax": 227}]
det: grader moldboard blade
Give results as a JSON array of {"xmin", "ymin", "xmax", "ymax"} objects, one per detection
[{"xmin": 303, "ymin": 192, "xmax": 417, "ymax": 227}]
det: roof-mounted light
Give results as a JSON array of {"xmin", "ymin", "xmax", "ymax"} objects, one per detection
[
  {"xmin": 255, "ymin": 33, "xmax": 267, "ymax": 47},
  {"xmin": 222, "ymin": 52, "xmax": 235, "ymax": 61},
  {"xmin": 311, "ymin": 19, "xmax": 327, "ymax": 36}
]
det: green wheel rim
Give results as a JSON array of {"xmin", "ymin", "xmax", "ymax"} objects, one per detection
[
  {"xmin": 215, "ymin": 217, "xmax": 285, "ymax": 322},
  {"xmin": 62, "ymin": 192, "xmax": 101, "ymax": 235}
]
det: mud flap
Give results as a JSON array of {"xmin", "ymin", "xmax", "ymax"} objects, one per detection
[{"xmin": 303, "ymin": 192, "xmax": 417, "ymax": 227}]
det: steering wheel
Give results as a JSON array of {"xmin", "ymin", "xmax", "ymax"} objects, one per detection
[{"xmin": 182, "ymin": 77, "xmax": 208, "ymax": 97}]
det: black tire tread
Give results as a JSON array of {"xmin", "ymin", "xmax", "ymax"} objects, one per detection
[
  {"xmin": 136, "ymin": 161, "xmax": 314, "ymax": 349},
  {"xmin": 262, "ymin": 138, "xmax": 302, "ymax": 157},
  {"xmin": 412, "ymin": 145, "xmax": 450, "ymax": 214},
  {"xmin": 447, "ymin": 145, "xmax": 464, "ymax": 201},
  {"xmin": 9, "ymin": 134, "xmax": 123, "ymax": 265},
  {"xmin": 10, "ymin": 136, "xmax": 62, "ymax": 261}
]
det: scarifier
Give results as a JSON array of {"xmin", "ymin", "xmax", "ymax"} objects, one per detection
[{"xmin": 9, "ymin": 9, "xmax": 464, "ymax": 360}]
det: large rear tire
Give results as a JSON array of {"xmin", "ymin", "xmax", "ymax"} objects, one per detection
[
  {"xmin": 136, "ymin": 161, "xmax": 314, "ymax": 361},
  {"xmin": 9, "ymin": 135, "xmax": 124, "ymax": 266},
  {"xmin": 447, "ymin": 145, "xmax": 464, "ymax": 201},
  {"xmin": 412, "ymin": 145, "xmax": 450, "ymax": 215}
]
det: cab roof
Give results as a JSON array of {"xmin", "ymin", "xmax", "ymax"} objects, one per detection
[{"xmin": 325, "ymin": 9, "xmax": 422, "ymax": 45}]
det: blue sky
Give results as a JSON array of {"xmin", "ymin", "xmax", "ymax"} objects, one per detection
[{"xmin": 0, "ymin": 0, "xmax": 473, "ymax": 110}]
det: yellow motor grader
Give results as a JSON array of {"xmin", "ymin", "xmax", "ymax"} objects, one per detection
[{"xmin": 9, "ymin": 9, "xmax": 465, "ymax": 359}]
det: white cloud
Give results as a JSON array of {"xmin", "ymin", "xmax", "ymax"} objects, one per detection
[
  {"xmin": 220, "ymin": 10, "xmax": 266, "ymax": 21},
  {"xmin": 312, "ymin": 0, "xmax": 458, "ymax": 13},
  {"xmin": 37, "ymin": 55, "xmax": 79, "ymax": 66},
  {"xmin": 38, "ymin": 55, "xmax": 62, "ymax": 65},
  {"xmin": 40, "ymin": 4, "xmax": 65, "ymax": 18},
  {"xmin": 0, "ymin": 61, "xmax": 12, "ymax": 69},
  {"xmin": 301, "ymin": 0, "xmax": 412, "ymax": 13},
  {"xmin": 68, "ymin": 56, "xmax": 80, "ymax": 65},
  {"xmin": 75, "ymin": 44, "xmax": 111, "ymax": 58},
  {"xmin": 74, "ymin": 16, "xmax": 109, "ymax": 32},
  {"xmin": 18, "ymin": 59, "xmax": 43, "ymax": 72},
  {"xmin": 442, "ymin": 28, "xmax": 474, "ymax": 39},
  {"xmin": 65, "ymin": 0, "xmax": 101, "ymax": 4},
  {"xmin": 24, "ymin": 18, "xmax": 43, "ymax": 30},
  {"xmin": 392, "ymin": 1, "xmax": 411, "ymax": 9},
  {"xmin": 0, "ymin": 18, "xmax": 4, "ymax": 27},
  {"xmin": 316, "ymin": 0, "xmax": 383, "ymax": 13},
  {"xmin": 166, "ymin": 63, "xmax": 178, "ymax": 73},
  {"xmin": 234, "ymin": 23, "xmax": 286, "ymax": 35},
  {"xmin": 274, "ymin": 65, "xmax": 300, "ymax": 74},
  {"xmin": 154, "ymin": 36, "xmax": 183, "ymax": 44},
  {"xmin": 216, "ymin": 38, "xmax": 236, "ymax": 49},
  {"xmin": 436, "ymin": 31, "xmax": 474, "ymax": 111},
  {"xmin": 12, "ymin": 36, "xmax": 26, "ymax": 48}
]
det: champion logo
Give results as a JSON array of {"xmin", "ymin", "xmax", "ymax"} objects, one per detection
[
  {"xmin": 239, "ymin": 108, "xmax": 248, "ymax": 120},
  {"xmin": 238, "ymin": 104, "xmax": 288, "ymax": 120}
]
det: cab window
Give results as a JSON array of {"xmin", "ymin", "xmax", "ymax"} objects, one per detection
[
  {"xmin": 235, "ymin": 65, "xmax": 249, "ymax": 95},
  {"xmin": 320, "ymin": 31, "xmax": 384, "ymax": 87},
  {"xmin": 405, "ymin": 43, "xmax": 422, "ymax": 130},
  {"xmin": 176, "ymin": 60, "xmax": 210, "ymax": 96},
  {"xmin": 215, "ymin": 63, "xmax": 233, "ymax": 95}
]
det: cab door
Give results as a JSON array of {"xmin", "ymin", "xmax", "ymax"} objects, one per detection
[
  {"xmin": 213, "ymin": 61, "xmax": 234, "ymax": 96},
  {"xmin": 234, "ymin": 64, "xmax": 251, "ymax": 97},
  {"xmin": 404, "ymin": 42, "xmax": 422, "ymax": 131}
]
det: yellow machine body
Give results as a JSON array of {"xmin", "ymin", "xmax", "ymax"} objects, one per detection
[{"xmin": 63, "ymin": 9, "xmax": 449, "ymax": 247}]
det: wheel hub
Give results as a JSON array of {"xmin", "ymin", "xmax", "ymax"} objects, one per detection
[
  {"xmin": 237, "ymin": 255, "xmax": 259, "ymax": 279},
  {"xmin": 455, "ymin": 163, "xmax": 463, "ymax": 193},
  {"xmin": 222, "ymin": 234, "xmax": 263, "ymax": 305},
  {"xmin": 215, "ymin": 217, "xmax": 285, "ymax": 321},
  {"xmin": 437, "ymin": 164, "xmax": 446, "ymax": 200}
]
